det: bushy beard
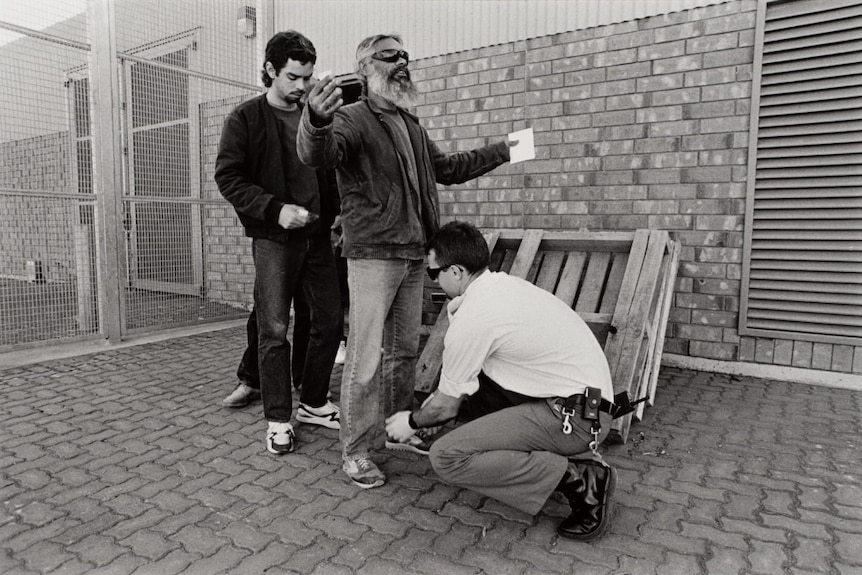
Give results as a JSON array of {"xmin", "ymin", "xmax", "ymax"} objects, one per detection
[{"xmin": 367, "ymin": 66, "xmax": 419, "ymax": 108}]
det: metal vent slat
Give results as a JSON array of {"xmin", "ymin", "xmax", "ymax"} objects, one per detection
[
  {"xmin": 749, "ymin": 279, "xmax": 862, "ymax": 294},
  {"xmin": 754, "ymin": 176, "xmax": 860, "ymax": 189},
  {"xmin": 750, "ymin": 298, "xmax": 862, "ymax": 317},
  {"xmin": 749, "ymin": 269, "xmax": 862, "ymax": 284},
  {"xmin": 754, "ymin": 187, "xmax": 862, "ymax": 200},
  {"xmin": 761, "ymin": 56, "xmax": 862, "ymax": 80},
  {"xmin": 752, "ymin": 249, "xmax": 862, "ymax": 262},
  {"xmin": 758, "ymin": 143, "xmax": 862, "ymax": 158},
  {"xmin": 746, "ymin": 318, "xmax": 862, "ymax": 338},
  {"xmin": 762, "ymin": 81, "xmax": 862, "ymax": 102},
  {"xmin": 758, "ymin": 108, "xmax": 862, "ymax": 126},
  {"xmin": 750, "ymin": 259, "xmax": 862, "ymax": 272},
  {"xmin": 749, "ymin": 288, "xmax": 862, "ymax": 305}
]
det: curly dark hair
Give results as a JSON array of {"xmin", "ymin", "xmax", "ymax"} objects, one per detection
[{"xmin": 261, "ymin": 30, "xmax": 316, "ymax": 87}]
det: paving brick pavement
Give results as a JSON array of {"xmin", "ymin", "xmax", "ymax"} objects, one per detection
[{"xmin": 1, "ymin": 326, "xmax": 861, "ymax": 574}]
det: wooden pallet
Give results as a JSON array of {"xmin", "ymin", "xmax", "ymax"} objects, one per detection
[{"xmin": 415, "ymin": 228, "xmax": 680, "ymax": 443}]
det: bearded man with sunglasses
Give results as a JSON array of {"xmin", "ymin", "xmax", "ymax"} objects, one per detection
[{"xmin": 298, "ymin": 33, "xmax": 512, "ymax": 489}]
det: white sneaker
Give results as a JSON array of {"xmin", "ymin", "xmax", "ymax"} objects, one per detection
[
  {"xmin": 266, "ymin": 421, "xmax": 295, "ymax": 455},
  {"xmin": 296, "ymin": 400, "xmax": 341, "ymax": 430},
  {"xmin": 334, "ymin": 340, "xmax": 347, "ymax": 365}
]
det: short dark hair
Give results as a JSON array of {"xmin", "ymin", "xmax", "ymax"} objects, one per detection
[
  {"xmin": 261, "ymin": 30, "xmax": 316, "ymax": 87},
  {"xmin": 425, "ymin": 221, "xmax": 489, "ymax": 274}
]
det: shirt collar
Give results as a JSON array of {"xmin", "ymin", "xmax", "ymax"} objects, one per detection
[{"xmin": 447, "ymin": 269, "xmax": 492, "ymax": 316}]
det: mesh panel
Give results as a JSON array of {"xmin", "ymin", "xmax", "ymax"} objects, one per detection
[{"xmin": 1, "ymin": 0, "xmax": 265, "ymax": 349}]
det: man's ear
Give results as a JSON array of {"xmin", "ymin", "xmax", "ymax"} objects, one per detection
[
  {"xmin": 265, "ymin": 62, "xmax": 277, "ymax": 80},
  {"xmin": 356, "ymin": 58, "xmax": 370, "ymax": 79}
]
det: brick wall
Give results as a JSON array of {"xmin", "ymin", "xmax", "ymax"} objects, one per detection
[
  {"xmin": 0, "ymin": 133, "xmax": 79, "ymax": 283},
  {"xmin": 409, "ymin": 0, "xmax": 860, "ymax": 375}
]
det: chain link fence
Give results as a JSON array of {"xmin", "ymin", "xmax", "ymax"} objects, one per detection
[{"xmin": 1, "ymin": 0, "xmax": 268, "ymax": 351}]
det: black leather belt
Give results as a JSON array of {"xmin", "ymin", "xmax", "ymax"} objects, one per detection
[{"xmin": 554, "ymin": 390, "xmax": 647, "ymax": 420}]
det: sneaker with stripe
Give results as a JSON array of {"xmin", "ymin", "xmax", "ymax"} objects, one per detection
[{"xmin": 296, "ymin": 400, "xmax": 341, "ymax": 430}]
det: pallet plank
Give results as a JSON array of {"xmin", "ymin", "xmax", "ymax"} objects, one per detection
[
  {"xmin": 576, "ymin": 252, "xmax": 611, "ymax": 314},
  {"xmin": 509, "ymin": 229, "xmax": 544, "ymax": 279},
  {"xmin": 646, "ymin": 237, "xmax": 680, "ymax": 408},
  {"xmin": 535, "ymin": 251, "xmax": 565, "ymax": 293},
  {"xmin": 602, "ymin": 230, "xmax": 650, "ymax": 381},
  {"xmin": 554, "ymin": 252, "xmax": 588, "ymax": 307},
  {"xmin": 609, "ymin": 230, "xmax": 668, "ymax": 442},
  {"xmin": 600, "ymin": 254, "xmax": 628, "ymax": 314}
]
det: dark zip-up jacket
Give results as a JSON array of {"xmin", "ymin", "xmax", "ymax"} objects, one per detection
[
  {"xmin": 215, "ymin": 94, "xmax": 338, "ymax": 241},
  {"xmin": 297, "ymin": 96, "xmax": 509, "ymax": 259}
]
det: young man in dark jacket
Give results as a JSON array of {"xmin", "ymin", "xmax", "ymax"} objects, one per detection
[
  {"xmin": 216, "ymin": 30, "xmax": 342, "ymax": 455},
  {"xmin": 298, "ymin": 33, "xmax": 512, "ymax": 488}
]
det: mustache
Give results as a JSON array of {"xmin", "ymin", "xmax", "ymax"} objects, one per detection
[{"xmin": 390, "ymin": 65, "xmax": 410, "ymax": 79}]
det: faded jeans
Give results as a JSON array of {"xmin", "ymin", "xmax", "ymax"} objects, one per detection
[
  {"xmin": 252, "ymin": 236, "xmax": 342, "ymax": 422},
  {"xmin": 340, "ymin": 257, "xmax": 424, "ymax": 461}
]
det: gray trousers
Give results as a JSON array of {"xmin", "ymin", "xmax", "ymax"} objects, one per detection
[{"xmin": 429, "ymin": 399, "xmax": 611, "ymax": 515}]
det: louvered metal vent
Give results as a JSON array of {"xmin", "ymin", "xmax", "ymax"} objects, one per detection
[{"xmin": 741, "ymin": 0, "xmax": 862, "ymax": 345}]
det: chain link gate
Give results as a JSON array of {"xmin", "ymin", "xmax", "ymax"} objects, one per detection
[{"xmin": 1, "ymin": 0, "xmax": 271, "ymax": 352}]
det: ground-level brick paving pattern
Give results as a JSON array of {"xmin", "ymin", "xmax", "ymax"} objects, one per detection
[{"xmin": 1, "ymin": 327, "xmax": 861, "ymax": 574}]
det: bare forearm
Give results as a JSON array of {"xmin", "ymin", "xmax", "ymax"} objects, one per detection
[{"xmin": 411, "ymin": 392, "xmax": 462, "ymax": 428}]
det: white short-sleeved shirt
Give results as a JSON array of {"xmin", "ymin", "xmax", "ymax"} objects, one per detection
[{"xmin": 438, "ymin": 271, "xmax": 614, "ymax": 401}]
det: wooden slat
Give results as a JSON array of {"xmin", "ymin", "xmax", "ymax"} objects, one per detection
[
  {"xmin": 553, "ymin": 251, "xmax": 588, "ymax": 307},
  {"xmin": 575, "ymin": 252, "xmax": 611, "ymax": 314},
  {"xmin": 599, "ymin": 254, "xmax": 628, "ymax": 314},
  {"xmin": 509, "ymin": 229, "xmax": 544, "ymax": 279},
  {"xmin": 499, "ymin": 249, "xmax": 516, "ymax": 274},
  {"xmin": 535, "ymin": 251, "xmax": 565, "ymax": 293},
  {"xmin": 612, "ymin": 231, "xmax": 668, "ymax": 389},
  {"xmin": 602, "ymin": 229, "xmax": 650, "ymax": 379},
  {"xmin": 609, "ymin": 230, "xmax": 669, "ymax": 443},
  {"xmin": 630, "ymin": 335, "xmax": 652, "ymax": 422},
  {"xmin": 646, "ymin": 239, "xmax": 680, "ymax": 410},
  {"xmin": 578, "ymin": 312, "xmax": 613, "ymax": 325}
]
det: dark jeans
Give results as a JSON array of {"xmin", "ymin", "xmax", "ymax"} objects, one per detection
[
  {"xmin": 236, "ymin": 292, "xmax": 313, "ymax": 391},
  {"xmin": 250, "ymin": 236, "xmax": 342, "ymax": 422},
  {"xmin": 335, "ymin": 247, "xmax": 349, "ymax": 338}
]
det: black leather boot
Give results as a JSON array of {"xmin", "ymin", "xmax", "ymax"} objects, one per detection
[{"xmin": 555, "ymin": 456, "xmax": 616, "ymax": 541}]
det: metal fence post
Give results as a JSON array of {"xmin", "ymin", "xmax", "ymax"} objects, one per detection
[{"xmin": 88, "ymin": 0, "xmax": 124, "ymax": 342}]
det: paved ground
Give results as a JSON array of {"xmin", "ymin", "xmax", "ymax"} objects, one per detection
[{"xmin": 1, "ymin": 326, "xmax": 861, "ymax": 575}]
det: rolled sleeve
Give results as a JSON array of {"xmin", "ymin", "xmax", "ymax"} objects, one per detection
[{"xmin": 437, "ymin": 306, "xmax": 494, "ymax": 399}]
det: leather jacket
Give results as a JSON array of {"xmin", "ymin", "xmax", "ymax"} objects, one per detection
[{"xmin": 297, "ymin": 96, "xmax": 509, "ymax": 259}]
